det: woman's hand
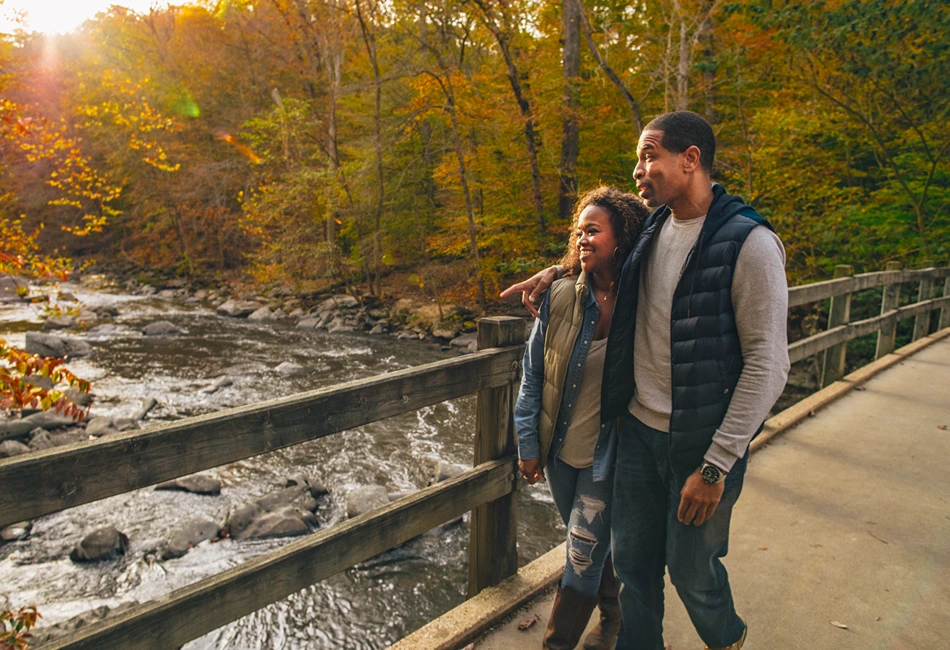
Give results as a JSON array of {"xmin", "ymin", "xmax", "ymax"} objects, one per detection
[
  {"xmin": 519, "ymin": 459, "xmax": 543, "ymax": 484},
  {"xmin": 500, "ymin": 266, "xmax": 561, "ymax": 318}
]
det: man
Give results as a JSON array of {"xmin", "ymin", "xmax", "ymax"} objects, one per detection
[{"xmin": 502, "ymin": 111, "xmax": 789, "ymax": 649}]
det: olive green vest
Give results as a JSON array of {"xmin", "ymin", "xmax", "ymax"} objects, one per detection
[{"xmin": 538, "ymin": 273, "xmax": 589, "ymax": 469}]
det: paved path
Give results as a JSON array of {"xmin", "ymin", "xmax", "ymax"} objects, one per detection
[{"xmin": 474, "ymin": 336, "xmax": 950, "ymax": 649}]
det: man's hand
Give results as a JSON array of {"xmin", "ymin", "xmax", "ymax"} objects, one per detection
[
  {"xmin": 500, "ymin": 266, "xmax": 561, "ymax": 318},
  {"xmin": 677, "ymin": 467, "xmax": 725, "ymax": 526},
  {"xmin": 519, "ymin": 459, "xmax": 543, "ymax": 485}
]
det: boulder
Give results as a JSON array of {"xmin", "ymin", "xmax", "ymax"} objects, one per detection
[
  {"xmin": 226, "ymin": 477, "xmax": 325, "ymax": 541},
  {"xmin": 85, "ymin": 417, "xmax": 139, "ymax": 437},
  {"xmin": 432, "ymin": 326, "xmax": 459, "ymax": 340},
  {"xmin": 76, "ymin": 310, "xmax": 99, "ymax": 326},
  {"xmin": 136, "ymin": 284, "xmax": 157, "ymax": 296},
  {"xmin": 28, "ymin": 428, "xmax": 54, "ymax": 451},
  {"xmin": 142, "ymin": 320, "xmax": 182, "ymax": 336},
  {"xmin": 449, "ymin": 333, "xmax": 478, "ymax": 349},
  {"xmin": 369, "ymin": 324, "xmax": 385, "ymax": 335},
  {"xmin": 25, "ymin": 332, "xmax": 92, "ymax": 359},
  {"xmin": 57, "ymin": 291, "xmax": 78, "ymax": 302},
  {"xmin": 200, "ymin": 376, "xmax": 233, "ymax": 394},
  {"xmin": 0, "ymin": 410, "xmax": 76, "ymax": 441},
  {"xmin": 69, "ymin": 526, "xmax": 129, "ymax": 562},
  {"xmin": 156, "ymin": 289, "xmax": 179, "ymax": 299},
  {"xmin": 161, "ymin": 519, "xmax": 221, "ymax": 559},
  {"xmin": 155, "ymin": 474, "xmax": 221, "ymax": 495},
  {"xmin": 396, "ymin": 331, "xmax": 417, "ymax": 341},
  {"xmin": 0, "ymin": 440, "xmax": 30, "ymax": 458},
  {"xmin": 48, "ymin": 430, "xmax": 88, "ymax": 447},
  {"xmin": 63, "ymin": 387, "xmax": 94, "ymax": 408},
  {"xmin": 0, "ymin": 521, "xmax": 31, "ymax": 542},
  {"xmin": 275, "ymin": 361, "xmax": 304, "ymax": 374},
  {"xmin": 315, "ymin": 294, "xmax": 359, "ymax": 313},
  {"xmin": 43, "ymin": 315, "xmax": 76, "ymax": 330},
  {"xmin": 296, "ymin": 317, "xmax": 320, "ymax": 330},
  {"xmin": 192, "ymin": 289, "xmax": 209, "ymax": 300},
  {"xmin": 285, "ymin": 473, "xmax": 328, "ymax": 497},
  {"xmin": 131, "ymin": 397, "xmax": 158, "ymax": 421},
  {"xmin": 93, "ymin": 306, "xmax": 120, "ymax": 318},
  {"xmin": 287, "ymin": 307, "xmax": 305, "ymax": 319},
  {"xmin": 247, "ymin": 307, "xmax": 276, "ymax": 321},
  {"xmin": 429, "ymin": 461, "xmax": 467, "ymax": 486},
  {"xmin": 216, "ymin": 299, "xmax": 263, "ymax": 317},
  {"xmin": 410, "ymin": 303, "xmax": 454, "ymax": 329},
  {"xmin": 327, "ymin": 318, "xmax": 355, "ymax": 334},
  {"xmin": 346, "ymin": 485, "xmax": 390, "ymax": 519},
  {"xmin": 0, "ymin": 274, "xmax": 28, "ymax": 303}
]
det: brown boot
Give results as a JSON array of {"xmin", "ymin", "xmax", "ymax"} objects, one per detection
[
  {"xmin": 543, "ymin": 585, "xmax": 599, "ymax": 650},
  {"xmin": 583, "ymin": 556, "xmax": 621, "ymax": 650}
]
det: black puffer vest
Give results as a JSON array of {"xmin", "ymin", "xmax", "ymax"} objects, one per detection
[{"xmin": 602, "ymin": 184, "xmax": 773, "ymax": 475}]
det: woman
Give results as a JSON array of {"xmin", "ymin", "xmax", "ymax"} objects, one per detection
[{"xmin": 514, "ymin": 186, "xmax": 647, "ymax": 650}]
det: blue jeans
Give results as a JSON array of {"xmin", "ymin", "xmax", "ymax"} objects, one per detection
[
  {"xmin": 612, "ymin": 415, "xmax": 747, "ymax": 649},
  {"xmin": 546, "ymin": 455, "xmax": 614, "ymax": 596}
]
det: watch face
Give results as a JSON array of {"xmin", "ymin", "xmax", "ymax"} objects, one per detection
[{"xmin": 701, "ymin": 464, "xmax": 721, "ymax": 484}]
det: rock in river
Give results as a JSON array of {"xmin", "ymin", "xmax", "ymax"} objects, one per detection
[
  {"xmin": 142, "ymin": 320, "xmax": 182, "ymax": 336},
  {"xmin": 155, "ymin": 474, "xmax": 221, "ymax": 495},
  {"xmin": 226, "ymin": 476, "xmax": 326, "ymax": 541},
  {"xmin": 0, "ymin": 440, "xmax": 30, "ymax": 458},
  {"xmin": 346, "ymin": 485, "xmax": 390, "ymax": 519},
  {"xmin": 25, "ymin": 332, "xmax": 92, "ymax": 359},
  {"xmin": 216, "ymin": 299, "xmax": 263, "ymax": 317},
  {"xmin": 162, "ymin": 518, "xmax": 221, "ymax": 559},
  {"xmin": 69, "ymin": 526, "xmax": 129, "ymax": 563}
]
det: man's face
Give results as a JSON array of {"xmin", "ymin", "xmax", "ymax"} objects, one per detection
[{"xmin": 633, "ymin": 129, "xmax": 684, "ymax": 208}]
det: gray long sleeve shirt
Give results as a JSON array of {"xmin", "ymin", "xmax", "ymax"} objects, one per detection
[{"xmin": 628, "ymin": 215, "xmax": 790, "ymax": 472}]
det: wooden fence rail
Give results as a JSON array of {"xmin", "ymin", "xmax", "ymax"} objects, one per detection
[{"xmin": 1, "ymin": 265, "xmax": 948, "ymax": 649}]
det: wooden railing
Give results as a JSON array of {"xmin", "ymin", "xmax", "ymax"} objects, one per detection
[
  {"xmin": 1, "ymin": 263, "xmax": 948, "ymax": 649},
  {"xmin": 786, "ymin": 263, "xmax": 950, "ymax": 386},
  {"xmin": 0, "ymin": 317, "xmax": 527, "ymax": 650}
]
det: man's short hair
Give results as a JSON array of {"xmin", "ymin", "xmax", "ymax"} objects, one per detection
[{"xmin": 643, "ymin": 111, "xmax": 715, "ymax": 173}]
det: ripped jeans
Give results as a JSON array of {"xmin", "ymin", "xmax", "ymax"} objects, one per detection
[{"xmin": 546, "ymin": 455, "xmax": 614, "ymax": 596}]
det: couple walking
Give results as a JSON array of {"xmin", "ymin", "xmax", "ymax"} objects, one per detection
[{"xmin": 507, "ymin": 111, "xmax": 790, "ymax": 650}]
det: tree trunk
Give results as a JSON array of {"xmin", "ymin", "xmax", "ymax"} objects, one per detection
[
  {"xmin": 471, "ymin": 0, "xmax": 545, "ymax": 235},
  {"xmin": 355, "ymin": 0, "xmax": 385, "ymax": 296},
  {"xmin": 700, "ymin": 3, "xmax": 717, "ymax": 123},
  {"xmin": 559, "ymin": 0, "xmax": 581, "ymax": 221},
  {"xmin": 445, "ymin": 82, "xmax": 487, "ymax": 310}
]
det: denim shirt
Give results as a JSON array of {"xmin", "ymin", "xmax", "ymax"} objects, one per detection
[{"xmin": 513, "ymin": 280, "xmax": 618, "ymax": 482}]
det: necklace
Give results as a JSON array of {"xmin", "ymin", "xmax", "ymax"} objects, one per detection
[{"xmin": 598, "ymin": 281, "xmax": 616, "ymax": 303}]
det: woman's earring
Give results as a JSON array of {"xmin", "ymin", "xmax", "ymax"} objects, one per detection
[{"xmin": 613, "ymin": 246, "xmax": 622, "ymax": 262}]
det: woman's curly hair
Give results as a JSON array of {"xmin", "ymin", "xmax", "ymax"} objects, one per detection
[{"xmin": 560, "ymin": 186, "xmax": 650, "ymax": 276}]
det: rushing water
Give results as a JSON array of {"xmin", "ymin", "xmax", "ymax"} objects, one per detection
[{"xmin": 0, "ymin": 281, "xmax": 564, "ymax": 648}]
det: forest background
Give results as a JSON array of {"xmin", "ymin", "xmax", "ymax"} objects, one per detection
[{"xmin": 1, "ymin": 0, "xmax": 948, "ymax": 310}]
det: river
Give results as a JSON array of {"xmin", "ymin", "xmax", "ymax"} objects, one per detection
[{"xmin": 0, "ymin": 280, "xmax": 564, "ymax": 649}]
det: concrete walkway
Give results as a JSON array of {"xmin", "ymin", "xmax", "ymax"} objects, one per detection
[{"xmin": 473, "ymin": 336, "xmax": 950, "ymax": 649}]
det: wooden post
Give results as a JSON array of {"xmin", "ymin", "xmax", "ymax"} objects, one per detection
[
  {"xmin": 820, "ymin": 264, "xmax": 853, "ymax": 387},
  {"xmin": 875, "ymin": 261, "xmax": 902, "ymax": 358},
  {"xmin": 912, "ymin": 261, "xmax": 935, "ymax": 341},
  {"xmin": 468, "ymin": 316, "xmax": 524, "ymax": 597},
  {"xmin": 940, "ymin": 274, "xmax": 950, "ymax": 331}
]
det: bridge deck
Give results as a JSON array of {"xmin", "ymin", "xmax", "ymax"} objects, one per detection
[{"xmin": 473, "ymin": 335, "xmax": 950, "ymax": 649}]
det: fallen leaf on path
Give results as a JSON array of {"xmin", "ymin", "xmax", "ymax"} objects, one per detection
[
  {"xmin": 757, "ymin": 546, "xmax": 768, "ymax": 551},
  {"xmin": 938, "ymin": 425, "xmax": 947, "ymax": 430},
  {"xmin": 830, "ymin": 621, "xmax": 849, "ymax": 630},
  {"xmin": 518, "ymin": 615, "xmax": 538, "ymax": 631},
  {"xmin": 875, "ymin": 616, "xmax": 881, "ymax": 621}
]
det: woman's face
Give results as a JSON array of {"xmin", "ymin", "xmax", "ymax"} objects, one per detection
[{"xmin": 576, "ymin": 204, "xmax": 619, "ymax": 275}]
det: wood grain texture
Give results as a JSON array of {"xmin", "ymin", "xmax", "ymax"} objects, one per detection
[
  {"xmin": 468, "ymin": 317, "xmax": 523, "ymax": 598},
  {"xmin": 820, "ymin": 265, "xmax": 853, "ymax": 388},
  {"xmin": 0, "ymin": 346, "xmax": 523, "ymax": 528},
  {"xmin": 913, "ymin": 262, "xmax": 935, "ymax": 341},
  {"xmin": 43, "ymin": 457, "xmax": 518, "ymax": 650}
]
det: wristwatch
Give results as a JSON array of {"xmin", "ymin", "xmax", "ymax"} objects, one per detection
[{"xmin": 700, "ymin": 461, "xmax": 727, "ymax": 484}]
